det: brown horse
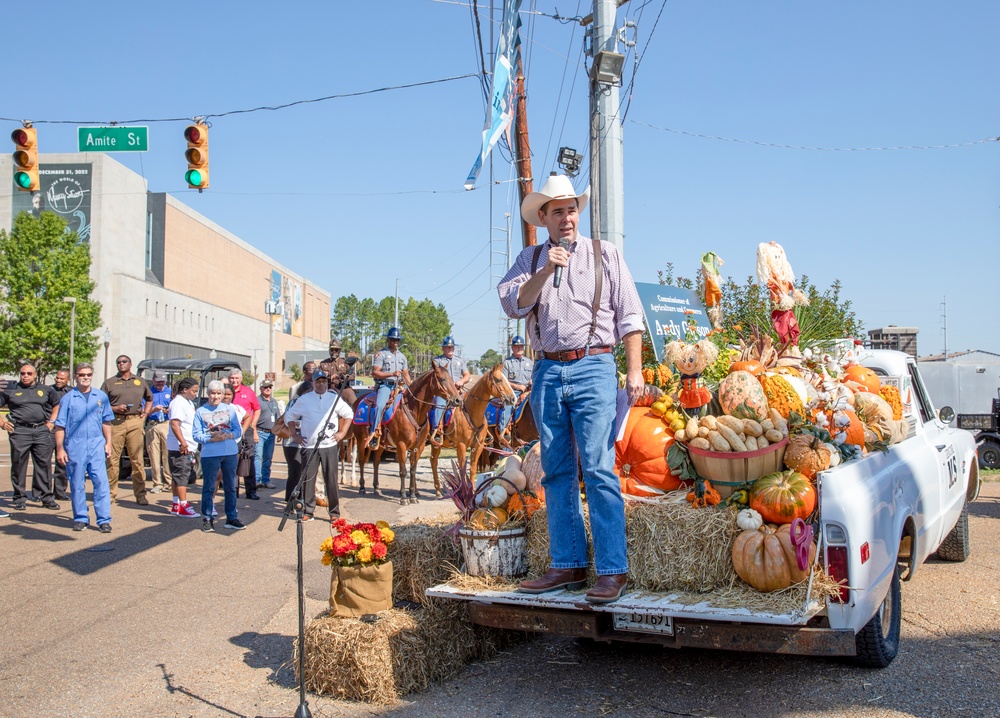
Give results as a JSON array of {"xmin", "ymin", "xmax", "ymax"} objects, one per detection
[
  {"xmin": 427, "ymin": 362, "xmax": 517, "ymax": 496},
  {"xmin": 484, "ymin": 392, "xmax": 539, "ymax": 467},
  {"xmin": 351, "ymin": 363, "xmax": 461, "ymax": 504}
]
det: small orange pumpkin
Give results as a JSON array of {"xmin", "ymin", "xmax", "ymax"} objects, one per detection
[
  {"xmin": 749, "ymin": 470, "xmax": 817, "ymax": 524},
  {"xmin": 729, "ymin": 360, "xmax": 765, "ymax": 377},
  {"xmin": 844, "ymin": 365, "xmax": 881, "ymax": 393},
  {"xmin": 467, "ymin": 507, "xmax": 509, "ymax": 530}
]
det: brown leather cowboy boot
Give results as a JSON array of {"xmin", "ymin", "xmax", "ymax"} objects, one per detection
[
  {"xmin": 584, "ymin": 574, "xmax": 628, "ymax": 603},
  {"xmin": 517, "ymin": 567, "xmax": 587, "ymax": 594}
]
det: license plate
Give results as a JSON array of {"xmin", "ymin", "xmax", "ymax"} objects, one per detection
[{"xmin": 613, "ymin": 611, "xmax": 674, "ymax": 636}]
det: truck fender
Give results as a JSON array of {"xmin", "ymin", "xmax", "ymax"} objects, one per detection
[
  {"xmin": 967, "ymin": 453, "xmax": 982, "ymax": 502},
  {"xmin": 896, "ymin": 514, "xmax": 918, "ymax": 581}
]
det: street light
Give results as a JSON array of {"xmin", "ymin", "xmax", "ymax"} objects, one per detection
[
  {"xmin": 62, "ymin": 297, "xmax": 77, "ymax": 372},
  {"xmin": 102, "ymin": 328, "xmax": 112, "ymax": 381}
]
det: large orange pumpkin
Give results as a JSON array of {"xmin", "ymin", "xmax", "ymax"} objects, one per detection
[
  {"xmin": 732, "ymin": 523, "xmax": 816, "ymax": 592},
  {"xmin": 749, "ymin": 470, "xmax": 817, "ymax": 524},
  {"xmin": 817, "ymin": 408, "xmax": 866, "ymax": 448},
  {"xmin": 615, "ymin": 407, "xmax": 680, "ymax": 497},
  {"xmin": 844, "ymin": 365, "xmax": 881, "ymax": 394}
]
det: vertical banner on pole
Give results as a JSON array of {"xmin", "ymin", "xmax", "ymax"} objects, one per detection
[{"xmin": 464, "ymin": 0, "xmax": 522, "ymax": 189}]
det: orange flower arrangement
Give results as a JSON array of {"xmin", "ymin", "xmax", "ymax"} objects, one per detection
[{"xmin": 320, "ymin": 519, "xmax": 395, "ymax": 567}]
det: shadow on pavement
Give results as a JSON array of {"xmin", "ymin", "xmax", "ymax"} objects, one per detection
[
  {"xmin": 157, "ymin": 662, "xmax": 246, "ymax": 717},
  {"xmin": 0, "ymin": 512, "xmax": 77, "ymax": 542},
  {"xmin": 230, "ymin": 631, "xmax": 298, "ymax": 689},
  {"xmin": 970, "ymin": 494, "xmax": 999, "ymax": 520}
]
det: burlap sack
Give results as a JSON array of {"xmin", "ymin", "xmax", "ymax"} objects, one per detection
[{"xmin": 330, "ymin": 561, "xmax": 393, "ymax": 617}]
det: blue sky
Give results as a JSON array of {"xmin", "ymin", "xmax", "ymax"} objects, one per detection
[{"xmin": 9, "ymin": 1, "xmax": 998, "ymax": 360}]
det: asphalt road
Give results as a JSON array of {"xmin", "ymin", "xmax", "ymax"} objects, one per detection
[{"xmin": 1, "ymin": 455, "xmax": 997, "ymax": 718}]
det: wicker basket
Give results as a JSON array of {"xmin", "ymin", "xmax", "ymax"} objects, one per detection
[{"xmin": 686, "ymin": 437, "xmax": 788, "ymax": 498}]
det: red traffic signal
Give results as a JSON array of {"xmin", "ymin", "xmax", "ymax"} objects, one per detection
[
  {"xmin": 11, "ymin": 126, "xmax": 39, "ymax": 192},
  {"xmin": 184, "ymin": 124, "xmax": 209, "ymax": 190}
]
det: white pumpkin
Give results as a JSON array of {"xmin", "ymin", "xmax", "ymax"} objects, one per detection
[
  {"xmin": 736, "ymin": 508, "xmax": 763, "ymax": 531},
  {"xmin": 484, "ymin": 484, "xmax": 508, "ymax": 508},
  {"xmin": 824, "ymin": 442, "xmax": 842, "ymax": 467}
]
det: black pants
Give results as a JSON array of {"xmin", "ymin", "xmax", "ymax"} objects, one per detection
[
  {"xmin": 283, "ymin": 445, "xmax": 303, "ymax": 503},
  {"xmin": 238, "ymin": 434, "xmax": 257, "ymax": 497},
  {"xmin": 301, "ymin": 446, "xmax": 339, "ymax": 518},
  {"xmin": 52, "ymin": 444, "xmax": 70, "ymax": 498},
  {"xmin": 9, "ymin": 425, "xmax": 54, "ymax": 502}
]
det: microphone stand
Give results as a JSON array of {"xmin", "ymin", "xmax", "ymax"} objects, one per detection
[{"xmin": 277, "ymin": 385, "xmax": 349, "ymax": 718}]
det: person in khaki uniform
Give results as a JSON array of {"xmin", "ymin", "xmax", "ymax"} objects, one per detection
[
  {"xmin": 144, "ymin": 370, "xmax": 173, "ymax": 493},
  {"xmin": 101, "ymin": 355, "xmax": 153, "ymax": 505}
]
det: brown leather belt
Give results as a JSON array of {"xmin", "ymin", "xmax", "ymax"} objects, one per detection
[{"xmin": 539, "ymin": 346, "xmax": 612, "ymax": 362}]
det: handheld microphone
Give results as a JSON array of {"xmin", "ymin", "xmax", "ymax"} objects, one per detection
[{"xmin": 552, "ymin": 238, "xmax": 570, "ymax": 288}]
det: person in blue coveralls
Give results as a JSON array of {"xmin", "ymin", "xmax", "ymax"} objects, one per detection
[{"xmin": 54, "ymin": 362, "xmax": 114, "ymax": 533}]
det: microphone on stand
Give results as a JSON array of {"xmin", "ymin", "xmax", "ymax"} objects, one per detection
[{"xmin": 552, "ymin": 238, "xmax": 570, "ymax": 288}]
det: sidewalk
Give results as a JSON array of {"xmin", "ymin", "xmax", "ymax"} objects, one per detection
[{"xmin": 0, "ymin": 455, "xmax": 459, "ymax": 717}]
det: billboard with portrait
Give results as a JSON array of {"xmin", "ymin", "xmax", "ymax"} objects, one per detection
[{"xmin": 10, "ymin": 163, "xmax": 92, "ymax": 241}]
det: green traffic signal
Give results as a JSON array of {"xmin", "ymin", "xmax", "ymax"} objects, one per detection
[
  {"xmin": 185, "ymin": 169, "xmax": 205, "ymax": 187},
  {"xmin": 14, "ymin": 171, "xmax": 32, "ymax": 189}
]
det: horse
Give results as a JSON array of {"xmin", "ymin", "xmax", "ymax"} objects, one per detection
[
  {"xmin": 351, "ymin": 363, "xmax": 462, "ymax": 505},
  {"xmin": 484, "ymin": 392, "xmax": 539, "ymax": 467},
  {"xmin": 426, "ymin": 362, "xmax": 517, "ymax": 496}
]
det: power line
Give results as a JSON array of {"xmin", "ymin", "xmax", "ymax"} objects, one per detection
[
  {"xmin": 628, "ymin": 120, "xmax": 1000, "ymax": 151},
  {"xmin": 0, "ymin": 74, "xmax": 478, "ymax": 126}
]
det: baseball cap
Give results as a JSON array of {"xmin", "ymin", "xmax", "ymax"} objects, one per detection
[
  {"xmin": 312, "ymin": 371, "xmax": 329, "ymax": 382},
  {"xmin": 153, "ymin": 371, "xmax": 168, "ymax": 381},
  {"xmin": 260, "ymin": 379, "xmax": 274, "ymax": 388}
]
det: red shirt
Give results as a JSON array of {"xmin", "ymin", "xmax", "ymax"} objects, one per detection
[{"xmin": 231, "ymin": 384, "xmax": 260, "ymax": 414}]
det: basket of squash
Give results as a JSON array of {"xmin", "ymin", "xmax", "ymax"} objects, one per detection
[
  {"xmin": 678, "ymin": 409, "xmax": 790, "ymax": 498},
  {"xmin": 458, "ymin": 457, "xmax": 541, "ymax": 577}
]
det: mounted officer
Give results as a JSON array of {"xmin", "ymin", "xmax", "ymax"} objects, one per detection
[
  {"xmin": 499, "ymin": 334, "xmax": 532, "ymax": 442},
  {"xmin": 368, "ymin": 328, "xmax": 411, "ymax": 449},
  {"xmin": 430, "ymin": 335, "xmax": 471, "ymax": 445}
]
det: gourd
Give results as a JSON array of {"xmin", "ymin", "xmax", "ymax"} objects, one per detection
[
  {"xmin": 844, "ymin": 364, "xmax": 881, "ymax": 394},
  {"xmin": 506, "ymin": 492, "xmax": 543, "ymax": 521},
  {"xmin": 879, "ymin": 385, "xmax": 903, "ymax": 420},
  {"xmin": 783, "ymin": 433, "xmax": 831, "ymax": 479},
  {"xmin": 686, "ymin": 480, "xmax": 722, "ymax": 508},
  {"xmin": 749, "ymin": 470, "xmax": 817, "ymax": 524},
  {"xmin": 718, "ymin": 371, "xmax": 769, "ymax": 421},
  {"xmin": 729, "ymin": 360, "xmax": 765, "ymax": 377},
  {"xmin": 854, "ymin": 392, "xmax": 896, "ymax": 442},
  {"xmin": 736, "ymin": 508, "xmax": 763, "ymax": 531},
  {"xmin": 615, "ymin": 406, "xmax": 681, "ymax": 498},
  {"xmin": 500, "ymin": 455, "xmax": 522, "ymax": 474},
  {"xmin": 732, "ymin": 523, "xmax": 816, "ymax": 592},
  {"xmin": 467, "ymin": 507, "xmax": 509, "ymax": 530},
  {"xmin": 520, "ymin": 443, "xmax": 545, "ymax": 501},
  {"xmin": 502, "ymin": 468, "xmax": 528, "ymax": 493},
  {"xmin": 758, "ymin": 374, "xmax": 805, "ymax": 420}
]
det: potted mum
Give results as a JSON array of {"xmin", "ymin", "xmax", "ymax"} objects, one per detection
[{"xmin": 321, "ymin": 519, "xmax": 396, "ymax": 617}]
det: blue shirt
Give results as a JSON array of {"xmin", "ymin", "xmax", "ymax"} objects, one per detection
[
  {"xmin": 54, "ymin": 388, "xmax": 114, "ymax": 447},
  {"xmin": 147, "ymin": 385, "xmax": 173, "ymax": 423},
  {"xmin": 192, "ymin": 403, "xmax": 243, "ymax": 457}
]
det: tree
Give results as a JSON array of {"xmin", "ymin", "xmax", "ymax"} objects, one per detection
[
  {"xmin": 0, "ymin": 212, "xmax": 102, "ymax": 378},
  {"xmin": 480, "ymin": 348, "xmax": 503, "ymax": 369},
  {"xmin": 289, "ymin": 363, "xmax": 303, "ymax": 381}
]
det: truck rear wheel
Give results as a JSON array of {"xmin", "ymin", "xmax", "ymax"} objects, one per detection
[
  {"xmin": 936, "ymin": 502, "xmax": 970, "ymax": 562},
  {"xmin": 978, "ymin": 440, "xmax": 1000, "ymax": 469},
  {"xmin": 854, "ymin": 564, "xmax": 900, "ymax": 668}
]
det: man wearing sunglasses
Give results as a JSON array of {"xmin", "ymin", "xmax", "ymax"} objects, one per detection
[
  {"xmin": 100, "ymin": 355, "xmax": 153, "ymax": 505},
  {"xmin": 54, "ymin": 363, "xmax": 114, "ymax": 532},
  {"xmin": 1, "ymin": 363, "xmax": 61, "ymax": 511}
]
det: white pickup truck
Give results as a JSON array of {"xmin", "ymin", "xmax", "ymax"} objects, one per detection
[{"xmin": 428, "ymin": 350, "xmax": 981, "ymax": 667}]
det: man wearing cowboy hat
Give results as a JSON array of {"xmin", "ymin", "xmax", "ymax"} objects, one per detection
[{"xmin": 497, "ymin": 173, "xmax": 645, "ymax": 604}]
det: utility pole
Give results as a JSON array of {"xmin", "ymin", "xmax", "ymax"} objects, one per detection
[
  {"xmin": 513, "ymin": 65, "xmax": 537, "ymax": 248},
  {"xmin": 941, "ymin": 296, "xmax": 948, "ymax": 359},
  {"xmin": 588, "ymin": 0, "xmax": 627, "ymax": 253},
  {"xmin": 394, "ymin": 278, "xmax": 399, "ymax": 328}
]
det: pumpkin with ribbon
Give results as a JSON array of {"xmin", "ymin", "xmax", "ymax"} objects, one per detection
[
  {"xmin": 732, "ymin": 518, "xmax": 816, "ymax": 592},
  {"xmin": 615, "ymin": 406, "xmax": 681, "ymax": 498}
]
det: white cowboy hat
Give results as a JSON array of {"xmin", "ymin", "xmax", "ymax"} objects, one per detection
[{"xmin": 520, "ymin": 174, "xmax": 590, "ymax": 227}]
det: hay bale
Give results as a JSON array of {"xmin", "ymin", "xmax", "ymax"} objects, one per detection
[
  {"xmin": 389, "ymin": 514, "xmax": 462, "ymax": 605},
  {"xmin": 302, "ymin": 597, "xmax": 529, "ymax": 704}
]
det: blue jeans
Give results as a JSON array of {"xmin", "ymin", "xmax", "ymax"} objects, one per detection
[
  {"xmin": 499, "ymin": 390, "xmax": 523, "ymax": 431},
  {"xmin": 66, "ymin": 442, "xmax": 112, "ymax": 526},
  {"xmin": 530, "ymin": 353, "xmax": 627, "ymax": 576},
  {"xmin": 254, "ymin": 431, "xmax": 276, "ymax": 485},
  {"xmin": 200, "ymin": 453, "xmax": 238, "ymax": 521}
]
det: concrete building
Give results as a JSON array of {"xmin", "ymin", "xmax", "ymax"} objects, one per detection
[
  {"xmin": 2, "ymin": 153, "xmax": 330, "ymax": 384},
  {"xmin": 867, "ymin": 325, "xmax": 919, "ymax": 358}
]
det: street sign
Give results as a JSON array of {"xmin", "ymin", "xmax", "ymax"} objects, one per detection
[{"xmin": 78, "ymin": 126, "xmax": 149, "ymax": 152}]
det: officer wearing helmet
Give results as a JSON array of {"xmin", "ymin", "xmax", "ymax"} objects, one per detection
[
  {"xmin": 369, "ymin": 328, "xmax": 411, "ymax": 448},
  {"xmin": 499, "ymin": 335, "xmax": 532, "ymax": 438},
  {"xmin": 430, "ymin": 335, "xmax": 471, "ymax": 442}
]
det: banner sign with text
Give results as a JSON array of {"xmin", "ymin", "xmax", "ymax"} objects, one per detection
[
  {"xmin": 634, "ymin": 282, "xmax": 712, "ymax": 362},
  {"xmin": 10, "ymin": 163, "xmax": 92, "ymax": 242}
]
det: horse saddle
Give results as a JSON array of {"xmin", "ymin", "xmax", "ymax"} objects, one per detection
[
  {"xmin": 428, "ymin": 406, "xmax": 455, "ymax": 429},
  {"xmin": 485, "ymin": 397, "xmax": 527, "ymax": 428},
  {"xmin": 353, "ymin": 392, "xmax": 402, "ymax": 428}
]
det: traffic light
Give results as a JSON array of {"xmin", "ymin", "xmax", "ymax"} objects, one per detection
[
  {"xmin": 11, "ymin": 126, "xmax": 39, "ymax": 192},
  {"xmin": 184, "ymin": 123, "xmax": 209, "ymax": 190}
]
